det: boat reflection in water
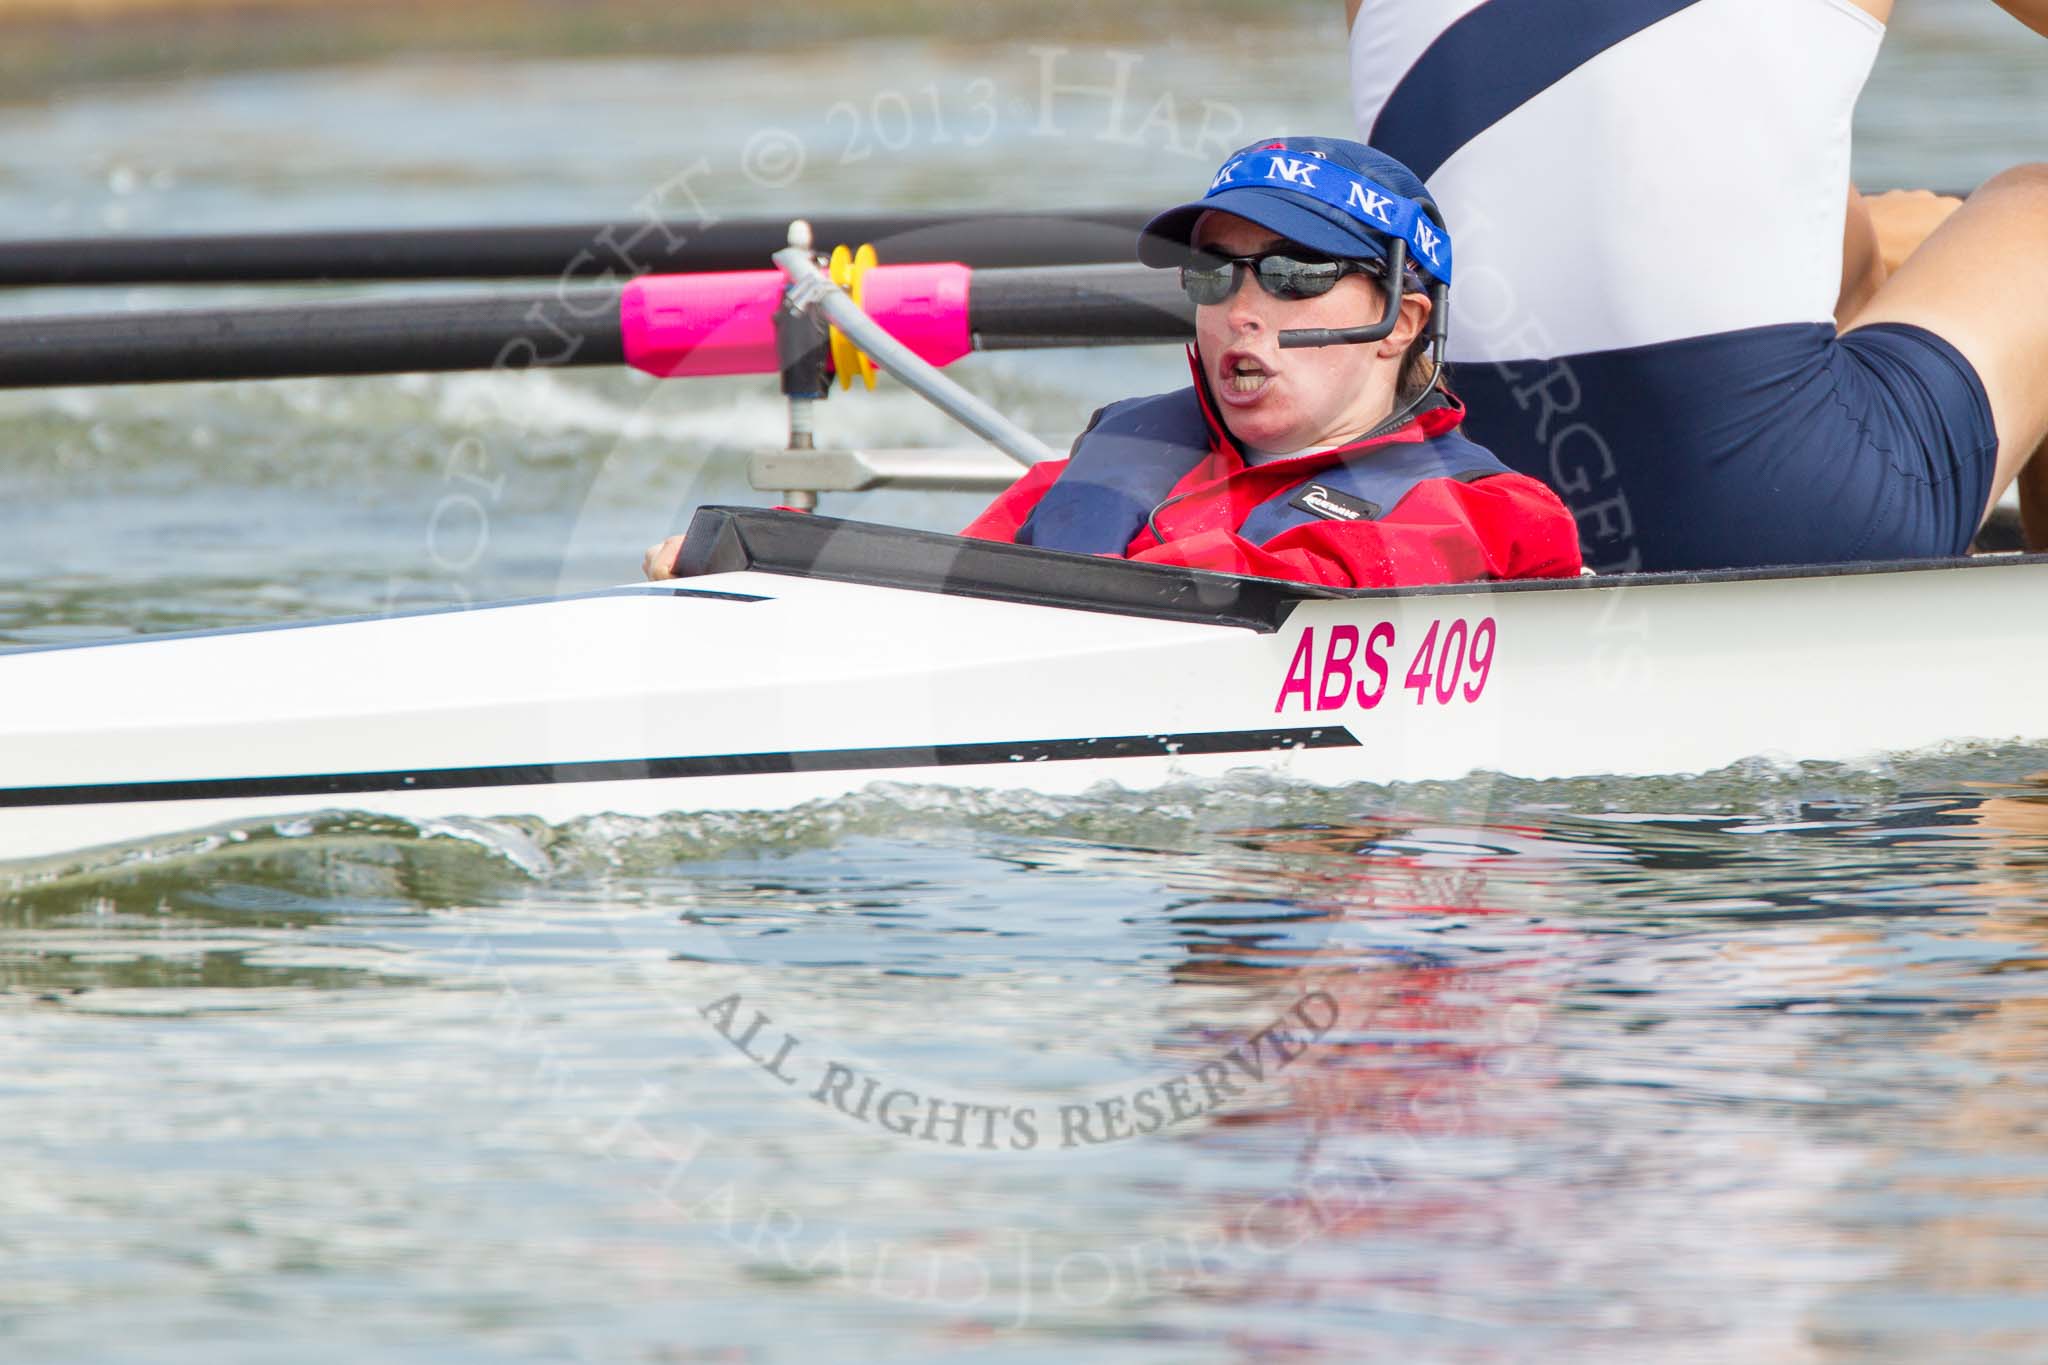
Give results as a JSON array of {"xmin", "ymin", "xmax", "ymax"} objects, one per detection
[{"xmin": 1082, "ymin": 788, "xmax": 2048, "ymax": 1356}]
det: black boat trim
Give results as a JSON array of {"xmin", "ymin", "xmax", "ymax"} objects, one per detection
[
  {"xmin": 676, "ymin": 506, "xmax": 2048, "ymax": 633},
  {"xmin": 0, "ymin": 727, "xmax": 1359, "ymax": 810},
  {"xmin": 675, "ymin": 506, "xmax": 1348, "ymax": 632}
]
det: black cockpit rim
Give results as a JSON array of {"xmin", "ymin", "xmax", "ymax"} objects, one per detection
[{"xmin": 675, "ymin": 505, "xmax": 2048, "ymax": 635}]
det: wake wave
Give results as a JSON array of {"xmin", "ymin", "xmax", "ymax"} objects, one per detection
[{"xmin": 7, "ymin": 741, "xmax": 2045, "ymax": 902}]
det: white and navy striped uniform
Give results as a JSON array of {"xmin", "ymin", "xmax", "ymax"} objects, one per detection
[{"xmin": 1351, "ymin": 0, "xmax": 1997, "ymax": 571}]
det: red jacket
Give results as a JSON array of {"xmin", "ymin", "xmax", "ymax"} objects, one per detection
[{"xmin": 963, "ymin": 361, "xmax": 1582, "ymax": 589}]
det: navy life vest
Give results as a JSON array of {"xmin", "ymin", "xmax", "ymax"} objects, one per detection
[{"xmin": 1015, "ymin": 385, "xmax": 1509, "ymax": 556}]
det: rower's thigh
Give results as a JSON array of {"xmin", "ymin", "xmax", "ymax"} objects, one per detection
[{"xmin": 1846, "ymin": 164, "xmax": 2048, "ymax": 500}]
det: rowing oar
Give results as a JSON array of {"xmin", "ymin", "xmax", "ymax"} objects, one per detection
[
  {"xmin": 0, "ymin": 209, "xmax": 1152, "ymax": 286},
  {"xmin": 0, "ymin": 191, "xmax": 1971, "ymax": 289},
  {"xmin": 0, "ymin": 263, "xmax": 1193, "ymax": 389}
]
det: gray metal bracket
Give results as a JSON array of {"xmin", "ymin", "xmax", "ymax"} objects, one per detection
[{"xmin": 748, "ymin": 446, "xmax": 1027, "ymax": 495}]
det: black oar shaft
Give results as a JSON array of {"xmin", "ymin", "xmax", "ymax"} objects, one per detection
[
  {"xmin": 0, "ymin": 211, "xmax": 1153, "ymax": 286},
  {"xmin": 969, "ymin": 265, "xmax": 1192, "ymax": 350},
  {"xmin": 1, "ymin": 193, "xmax": 1972, "ymax": 288},
  {"xmin": 0, "ymin": 267, "xmax": 1193, "ymax": 389},
  {"xmin": 0, "ymin": 290, "xmax": 626, "ymax": 387}
]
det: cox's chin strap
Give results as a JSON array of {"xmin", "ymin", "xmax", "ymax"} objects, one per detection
[{"xmin": 1277, "ymin": 236, "xmax": 1450, "ymax": 367}]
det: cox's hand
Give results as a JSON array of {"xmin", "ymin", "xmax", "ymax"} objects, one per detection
[{"xmin": 642, "ymin": 534, "xmax": 687, "ymax": 581}]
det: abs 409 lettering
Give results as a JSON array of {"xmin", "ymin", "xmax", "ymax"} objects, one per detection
[{"xmin": 1273, "ymin": 618, "xmax": 1496, "ymax": 713}]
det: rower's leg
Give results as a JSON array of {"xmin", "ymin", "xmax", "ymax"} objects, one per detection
[
  {"xmin": 1845, "ymin": 164, "xmax": 2048, "ymax": 520},
  {"xmin": 2022, "ymin": 434, "xmax": 2048, "ymax": 553}
]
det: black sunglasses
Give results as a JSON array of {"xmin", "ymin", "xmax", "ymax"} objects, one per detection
[{"xmin": 1178, "ymin": 250, "xmax": 1382, "ymax": 307}]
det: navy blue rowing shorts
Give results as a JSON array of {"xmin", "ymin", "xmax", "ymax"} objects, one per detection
[{"xmin": 1452, "ymin": 320, "xmax": 2000, "ymax": 572}]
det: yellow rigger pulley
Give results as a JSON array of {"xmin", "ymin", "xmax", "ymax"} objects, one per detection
[{"xmin": 826, "ymin": 242, "xmax": 881, "ymax": 391}]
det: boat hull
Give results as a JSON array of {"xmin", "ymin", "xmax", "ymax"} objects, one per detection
[{"xmin": 4, "ymin": 530, "xmax": 2044, "ymax": 867}]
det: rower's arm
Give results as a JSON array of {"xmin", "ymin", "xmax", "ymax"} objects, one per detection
[
  {"xmin": 1838, "ymin": 188, "xmax": 1885, "ymax": 329},
  {"xmin": 1839, "ymin": 185, "xmax": 1967, "ymax": 328},
  {"xmin": 1988, "ymin": 0, "xmax": 2048, "ymax": 38}
]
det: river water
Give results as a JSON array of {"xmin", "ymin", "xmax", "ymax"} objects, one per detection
[{"xmin": 3, "ymin": 3, "xmax": 2047, "ymax": 1360}]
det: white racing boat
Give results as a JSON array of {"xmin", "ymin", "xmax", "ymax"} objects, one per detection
[
  {"xmin": 3, "ymin": 503, "xmax": 2045, "ymax": 868},
  {"xmin": 5, "ymin": 226, "xmax": 2042, "ymax": 868}
]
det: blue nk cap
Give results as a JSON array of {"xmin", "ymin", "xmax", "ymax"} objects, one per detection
[{"xmin": 1139, "ymin": 136, "xmax": 1452, "ymax": 286}]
